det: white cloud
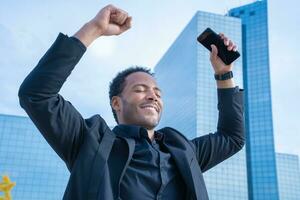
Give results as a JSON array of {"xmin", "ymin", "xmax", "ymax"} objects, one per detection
[{"xmin": 89, "ymin": 36, "xmax": 118, "ymax": 59}]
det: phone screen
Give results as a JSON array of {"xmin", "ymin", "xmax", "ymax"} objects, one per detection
[{"xmin": 197, "ymin": 28, "xmax": 240, "ymax": 65}]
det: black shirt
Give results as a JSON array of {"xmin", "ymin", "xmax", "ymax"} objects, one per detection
[{"xmin": 113, "ymin": 125, "xmax": 186, "ymax": 200}]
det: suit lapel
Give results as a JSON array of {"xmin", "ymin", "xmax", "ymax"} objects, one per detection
[
  {"xmin": 160, "ymin": 128, "xmax": 197, "ymax": 198},
  {"xmin": 159, "ymin": 127, "xmax": 209, "ymax": 200}
]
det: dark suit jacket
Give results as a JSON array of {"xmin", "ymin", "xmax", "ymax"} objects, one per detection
[{"xmin": 18, "ymin": 33, "xmax": 245, "ymax": 200}]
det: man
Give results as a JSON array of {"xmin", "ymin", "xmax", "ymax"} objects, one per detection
[{"xmin": 18, "ymin": 4, "xmax": 244, "ymax": 200}]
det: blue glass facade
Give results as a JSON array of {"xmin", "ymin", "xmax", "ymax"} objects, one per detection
[
  {"xmin": 154, "ymin": 13, "xmax": 198, "ymax": 138},
  {"xmin": 0, "ymin": 114, "xmax": 69, "ymax": 199},
  {"xmin": 154, "ymin": 11, "xmax": 248, "ymax": 200},
  {"xmin": 229, "ymin": 1, "xmax": 280, "ymax": 199},
  {"xmin": 276, "ymin": 153, "xmax": 300, "ymax": 200}
]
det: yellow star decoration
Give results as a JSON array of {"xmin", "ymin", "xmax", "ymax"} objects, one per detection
[{"xmin": 0, "ymin": 175, "xmax": 16, "ymax": 200}]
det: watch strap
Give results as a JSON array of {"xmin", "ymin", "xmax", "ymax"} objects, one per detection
[{"xmin": 214, "ymin": 71, "xmax": 233, "ymax": 80}]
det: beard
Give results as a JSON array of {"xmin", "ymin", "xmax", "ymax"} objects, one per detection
[{"xmin": 120, "ymin": 98, "xmax": 161, "ymax": 129}]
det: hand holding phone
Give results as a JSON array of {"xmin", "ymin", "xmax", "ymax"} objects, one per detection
[{"xmin": 197, "ymin": 28, "xmax": 240, "ymax": 65}]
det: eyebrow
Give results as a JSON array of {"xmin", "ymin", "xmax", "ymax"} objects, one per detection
[{"xmin": 132, "ymin": 83, "xmax": 162, "ymax": 92}]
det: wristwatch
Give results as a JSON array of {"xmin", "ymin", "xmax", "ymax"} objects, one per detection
[{"xmin": 214, "ymin": 71, "xmax": 233, "ymax": 80}]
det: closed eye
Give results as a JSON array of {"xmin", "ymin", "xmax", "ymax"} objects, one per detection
[{"xmin": 132, "ymin": 84, "xmax": 162, "ymax": 98}]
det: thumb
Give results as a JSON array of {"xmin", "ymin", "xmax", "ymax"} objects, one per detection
[{"xmin": 210, "ymin": 44, "xmax": 218, "ymax": 60}]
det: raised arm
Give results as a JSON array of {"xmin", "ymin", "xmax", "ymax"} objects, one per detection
[
  {"xmin": 191, "ymin": 34, "xmax": 245, "ymax": 172},
  {"xmin": 73, "ymin": 4, "xmax": 132, "ymax": 47},
  {"xmin": 18, "ymin": 5, "xmax": 132, "ymax": 170}
]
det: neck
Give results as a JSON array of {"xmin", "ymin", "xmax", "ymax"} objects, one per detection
[{"xmin": 147, "ymin": 129, "xmax": 155, "ymax": 141}]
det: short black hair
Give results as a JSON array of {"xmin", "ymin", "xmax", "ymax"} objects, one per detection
[{"xmin": 109, "ymin": 66, "xmax": 154, "ymax": 124}]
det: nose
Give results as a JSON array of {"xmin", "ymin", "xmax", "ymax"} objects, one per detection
[{"xmin": 146, "ymin": 89, "xmax": 158, "ymax": 101}]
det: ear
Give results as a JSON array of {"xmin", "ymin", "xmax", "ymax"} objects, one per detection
[{"xmin": 111, "ymin": 96, "xmax": 121, "ymax": 112}]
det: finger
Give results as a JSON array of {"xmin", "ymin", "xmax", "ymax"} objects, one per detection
[
  {"xmin": 106, "ymin": 4, "xmax": 118, "ymax": 11},
  {"xmin": 109, "ymin": 5, "xmax": 124, "ymax": 14},
  {"xmin": 119, "ymin": 16, "xmax": 132, "ymax": 32},
  {"xmin": 95, "ymin": 4, "xmax": 116, "ymax": 22},
  {"xmin": 219, "ymin": 33, "xmax": 224, "ymax": 39},
  {"xmin": 117, "ymin": 9, "xmax": 128, "ymax": 24},
  {"xmin": 210, "ymin": 44, "xmax": 218, "ymax": 60},
  {"xmin": 232, "ymin": 45, "xmax": 237, "ymax": 51},
  {"xmin": 111, "ymin": 14, "xmax": 127, "ymax": 25},
  {"xmin": 125, "ymin": 16, "xmax": 132, "ymax": 28},
  {"xmin": 227, "ymin": 40, "xmax": 234, "ymax": 51},
  {"xmin": 223, "ymin": 37, "xmax": 229, "ymax": 46},
  {"xmin": 111, "ymin": 9, "xmax": 128, "ymax": 25},
  {"xmin": 117, "ymin": 8, "xmax": 128, "ymax": 15},
  {"xmin": 119, "ymin": 13, "xmax": 128, "ymax": 24},
  {"xmin": 111, "ymin": 14, "xmax": 126, "ymax": 25}
]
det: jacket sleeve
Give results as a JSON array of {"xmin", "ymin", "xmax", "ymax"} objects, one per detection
[
  {"xmin": 191, "ymin": 86, "xmax": 245, "ymax": 172},
  {"xmin": 18, "ymin": 33, "xmax": 90, "ymax": 170}
]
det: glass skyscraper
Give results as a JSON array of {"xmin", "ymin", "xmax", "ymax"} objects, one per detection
[
  {"xmin": 0, "ymin": 1, "xmax": 298, "ymax": 199},
  {"xmin": 0, "ymin": 114, "xmax": 69, "ymax": 199},
  {"xmin": 229, "ymin": 1, "xmax": 280, "ymax": 199},
  {"xmin": 154, "ymin": 11, "xmax": 248, "ymax": 200},
  {"xmin": 276, "ymin": 153, "xmax": 300, "ymax": 200}
]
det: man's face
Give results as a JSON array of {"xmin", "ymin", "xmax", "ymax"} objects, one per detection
[{"xmin": 112, "ymin": 72, "xmax": 163, "ymax": 129}]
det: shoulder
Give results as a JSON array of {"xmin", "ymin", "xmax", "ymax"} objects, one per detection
[
  {"xmin": 159, "ymin": 127, "xmax": 188, "ymax": 140},
  {"xmin": 158, "ymin": 127, "xmax": 196, "ymax": 151},
  {"xmin": 84, "ymin": 114, "xmax": 113, "ymax": 140}
]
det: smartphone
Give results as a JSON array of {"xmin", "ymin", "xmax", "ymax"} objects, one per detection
[{"xmin": 197, "ymin": 28, "xmax": 240, "ymax": 65}]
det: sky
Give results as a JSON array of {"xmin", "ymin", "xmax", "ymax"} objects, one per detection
[{"xmin": 0, "ymin": 0, "xmax": 299, "ymax": 158}]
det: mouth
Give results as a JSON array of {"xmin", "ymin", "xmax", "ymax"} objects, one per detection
[{"xmin": 140, "ymin": 104, "xmax": 159, "ymax": 113}]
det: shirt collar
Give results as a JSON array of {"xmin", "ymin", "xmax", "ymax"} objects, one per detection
[{"xmin": 112, "ymin": 124, "xmax": 164, "ymax": 141}]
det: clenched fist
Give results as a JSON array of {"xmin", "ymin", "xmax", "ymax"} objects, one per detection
[
  {"xmin": 90, "ymin": 4, "xmax": 132, "ymax": 36},
  {"xmin": 74, "ymin": 4, "xmax": 132, "ymax": 47}
]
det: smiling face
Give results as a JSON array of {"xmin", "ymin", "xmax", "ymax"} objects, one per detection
[{"xmin": 111, "ymin": 72, "xmax": 163, "ymax": 130}]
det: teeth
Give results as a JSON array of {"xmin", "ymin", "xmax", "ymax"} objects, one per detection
[
  {"xmin": 143, "ymin": 106, "xmax": 154, "ymax": 109},
  {"xmin": 141, "ymin": 105, "xmax": 157, "ymax": 112}
]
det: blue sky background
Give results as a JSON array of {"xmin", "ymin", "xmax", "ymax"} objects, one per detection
[{"xmin": 0, "ymin": 0, "xmax": 299, "ymax": 158}]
